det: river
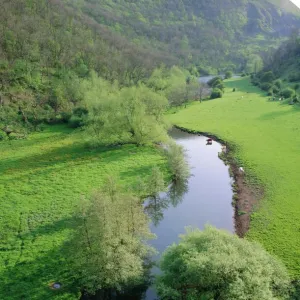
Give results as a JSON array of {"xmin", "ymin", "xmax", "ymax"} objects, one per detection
[{"xmin": 145, "ymin": 128, "xmax": 234, "ymax": 300}]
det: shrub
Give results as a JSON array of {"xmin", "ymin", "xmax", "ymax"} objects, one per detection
[
  {"xmin": 210, "ymin": 88, "xmax": 223, "ymax": 99},
  {"xmin": 274, "ymin": 79, "xmax": 282, "ymax": 89},
  {"xmin": 281, "ymin": 88, "xmax": 295, "ymax": 99},
  {"xmin": 272, "ymin": 86, "xmax": 280, "ymax": 94},
  {"xmin": 165, "ymin": 142, "xmax": 190, "ymax": 182},
  {"xmin": 156, "ymin": 227, "xmax": 290, "ymax": 300},
  {"xmin": 68, "ymin": 115, "xmax": 83, "ymax": 128},
  {"xmin": 260, "ymin": 82, "xmax": 273, "ymax": 91},
  {"xmin": 288, "ymin": 73, "xmax": 300, "ymax": 82},
  {"xmin": 207, "ymin": 76, "xmax": 222, "ymax": 87},
  {"xmin": 260, "ymin": 71, "xmax": 275, "ymax": 83},
  {"xmin": 225, "ymin": 71, "xmax": 233, "ymax": 79}
]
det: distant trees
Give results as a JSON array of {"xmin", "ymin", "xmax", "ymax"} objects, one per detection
[{"xmin": 156, "ymin": 227, "xmax": 291, "ymax": 300}]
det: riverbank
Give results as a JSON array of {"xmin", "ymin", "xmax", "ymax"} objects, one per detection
[
  {"xmin": 167, "ymin": 77, "xmax": 300, "ymax": 277},
  {"xmin": 173, "ymin": 125, "xmax": 261, "ymax": 238}
]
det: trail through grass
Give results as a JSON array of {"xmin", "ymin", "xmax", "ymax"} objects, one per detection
[
  {"xmin": 0, "ymin": 125, "xmax": 167, "ymax": 299},
  {"xmin": 168, "ymin": 77, "xmax": 300, "ymax": 277}
]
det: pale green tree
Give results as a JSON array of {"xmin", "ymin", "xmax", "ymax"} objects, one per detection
[
  {"xmin": 69, "ymin": 181, "xmax": 155, "ymax": 294},
  {"xmin": 156, "ymin": 227, "xmax": 290, "ymax": 300}
]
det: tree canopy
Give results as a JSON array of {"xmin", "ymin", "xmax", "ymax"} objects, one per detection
[{"xmin": 156, "ymin": 226, "xmax": 291, "ymax": 300}]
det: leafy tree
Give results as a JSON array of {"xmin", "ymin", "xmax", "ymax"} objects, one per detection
[
  {"xmin": 225, "ymin": 71, "xmax": 233, "ymax": 79},
  {"xmin": 156, "ymin": 227, "xmax": 291, "ymax": 300},
  {"xmin": 68, "ymin": 179, "xmax": 155, "ymax": 295},
  {"xmin": 210, "ymin": 88, "xmax": 223, "ymax": 99},
  {"xmin": 281, "ymin": 88, "xmax": 295, "ymax": 99},
  {"xmin": 260, "ymin": 71, "xmax": 275, "ymax": 83},
  {"xmin": 165, "ymin": 142, "xmax": 190, "ymax": 182}
]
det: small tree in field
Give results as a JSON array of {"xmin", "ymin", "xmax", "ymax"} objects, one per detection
[
  {"xmin": 225, "ymin": 71, "xmax": 233, "ymax": 79},
  {"xmin": 156, "ymin": 227, "xmax": 290, "ymax": 300}
]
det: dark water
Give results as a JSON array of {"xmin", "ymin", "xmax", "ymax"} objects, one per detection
[{"xmin": 145, "ymin": 128, "xmax": 234, "ymax": 300}]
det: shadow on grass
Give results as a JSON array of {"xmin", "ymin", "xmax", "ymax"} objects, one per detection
[
  {"xmin": 0, "ymin": 243, "xmax": 79, "ymax": 300},
  {"xmin": 257, "ymin": 108, "xmax": 299, "ymax": 121},
  {"xmin": 0, "ymin": 141, "xmax": 144, "ymax": 184}
]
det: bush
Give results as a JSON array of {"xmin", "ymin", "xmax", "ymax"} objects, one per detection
[
  {"xmin": 225, "ymin": 71, "xmax": 233, "ymax": 79},
  {"xmin": 281, "ymin": 88, "xmax": 295, "ymax": 99},
  {"xmin": 207, "ymin": 76, "xmax": 222, "ymax": 87},
  {"xmin": 68, "ymin": 115, "xmax": 84, "ymax": 128},
  {"xmin": 165, "ymin": 142, "xmax": 190, "ymax": 182},
  {"xmin": 260, "ymin": 82, "xmax": 272, "ymax": 91},
  {"xmin": 274, "ymin": 79, "xmax": 282, "ymax": 89},
  {"xmin": 272, "ymin": 86, "xmax": 280, "ymax": 94},
  {"xmin": 210, "ymin": 88, "xmax": 223, "ymax": 99},
  {"xmin": 260, "ymin": 71, "xmax": 275, "ymax": 83},
  {"xmin": 288, "ymin": 73, "xmax": 300, "ymax": 82},
  {"xmin": 156, "ymin": 227, "xmax": 291, "ymax": 300}
]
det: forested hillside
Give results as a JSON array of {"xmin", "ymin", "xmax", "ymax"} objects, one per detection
[{"xmin": 80, "ymin": 0, "xmax": 300, "ymax": 71}]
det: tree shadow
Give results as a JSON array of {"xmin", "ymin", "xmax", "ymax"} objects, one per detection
[{"xmin": 257, "ymin": 108, "xmax": 299, "ymax": 121}]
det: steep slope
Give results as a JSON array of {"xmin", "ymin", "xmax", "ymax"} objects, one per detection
[{"xmin": 78, "ymin": 0, "xmax": 300, "ymax": 71}]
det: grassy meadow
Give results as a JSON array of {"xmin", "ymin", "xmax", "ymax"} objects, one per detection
[
  {"xmin": 0, "ymin": 125, "xmax": 168, "ymax": 299},
  {"xmin": 168, "ymin": 77, "xmax": 300, "ymax": 277}
]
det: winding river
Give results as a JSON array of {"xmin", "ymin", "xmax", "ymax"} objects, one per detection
[{"xmin": 145, "ymin": 128, "xmax": 234, "ymax": 300}]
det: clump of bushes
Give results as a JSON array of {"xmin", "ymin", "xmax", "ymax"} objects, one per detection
[
  {"xmin": 208, "ymin": 76, "xmax": 225, "ymax": 99},
  {"xmin": 281, "ymin": 88, "xmax": 295, "ymax": 99},
  {"xmin": 210, "ymin": 88, "xmax": 223, "ymax": 99},
  {"xmin": 68, "ymin": 107, "xmax": 88, "ymax": 128},
  {"xmin": 225, "ymin": 71, "xmax": 233, "ymax": 79}
]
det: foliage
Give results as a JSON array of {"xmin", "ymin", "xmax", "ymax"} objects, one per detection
[
  {"xmin": 281, "ymin": 88, "xmax": 295, "ymax": 98},
  {"xmin": 84, "ymin": 75, "xmax": 169, "ymax": 146},
  {"xmin": 260, "ymin": 82, "xmax": 273, "ymax": 91},
  {"xmin": 156, "ymin": 226, "xmax": 291, "ymax": 300},
  {"xmin": 210, "ymin": 88, "xmax": 223, "ymax": 99},
  {"xmin": 167, "ymin": 77, "xmax": 300, "ymax": 277},
  {"xmin": 0, "ymin": 125, "xmax": 168, "ymax": 299},
  {"xmin": 165, "ymin": 141, "xmax": 190, "ymax": 182},
  {"xmin": 260, "ymin": 71, "xmax": 276, "ymax": 83},
  {"xmin": 225, "ymin": 71, "xmax": 233, "ymax": 79},
  {"xmin": 67, "ymin": 183, "xmax": 155, "ymax": 294}
]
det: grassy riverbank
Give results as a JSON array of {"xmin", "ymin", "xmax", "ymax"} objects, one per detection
[
  {"xmin": 167, "ymin": 77, "xmax": 300, "ymax": 277},
  {"xmin": 0, "ymin": 125, "xmax": 168, "ymax": 299}
]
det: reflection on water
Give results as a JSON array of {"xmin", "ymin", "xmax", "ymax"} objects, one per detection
[{"xmin": 145, "ymin": 179, "xmax": 189, "ymax": 227}]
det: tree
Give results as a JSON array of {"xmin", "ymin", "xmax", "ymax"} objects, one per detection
[
  {"xmin": 156, "ymin": 227, "xmax": 290, "ymax": 300},
  {"xmin": 68, "ymin": 178, "xmax": 155, "ymax": 295},
  {"xmin": 165, "ymin": 142, "xmax": 190, "ymax": 182},
  {"xmin": 210, "ymin": 88, "xmax": 223, "ymax": 99},
  {"xmin": 225, "ymin": 71, "xmax": 233, "ymax": 79}
]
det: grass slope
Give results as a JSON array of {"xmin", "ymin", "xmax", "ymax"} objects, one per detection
[
  {"xmin": 168, "ymin": 77, "xmax": 300, "ymax": 277},
  {"xmin": 0, "ymin": 125, "xmax": 167, "ymax": 299}
]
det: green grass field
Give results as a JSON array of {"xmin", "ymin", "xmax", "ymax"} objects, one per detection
[
  {"xmin": 0, "ymin": 126, "xmax": 167, "ymax": 299},
  {"xmin": 168, "ymin": 77, "xmax": 300, "ymax": 277}
]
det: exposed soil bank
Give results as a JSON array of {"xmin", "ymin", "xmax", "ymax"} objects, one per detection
[{"xmin": 174, "ymin": 125, "xmax": 262, "ymax": 237}]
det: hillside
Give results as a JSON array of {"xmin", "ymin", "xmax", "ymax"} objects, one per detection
[{"xmin": 79, "ymin": 0, "xmax": 300, "ymax": 72}]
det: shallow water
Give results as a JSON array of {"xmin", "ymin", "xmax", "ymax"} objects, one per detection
[{"xmin": 145, "ymin": 128, "xmax": 234, "ymax": 299}]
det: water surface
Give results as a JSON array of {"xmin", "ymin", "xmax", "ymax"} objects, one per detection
[{"xmin": 145, "ymin": 128, "xmax": 234, "ymax": 299}]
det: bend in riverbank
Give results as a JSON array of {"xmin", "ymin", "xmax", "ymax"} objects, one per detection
[{"xmin": 174, "ymin": 125, "xmax": 263, "ymax": 237}]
